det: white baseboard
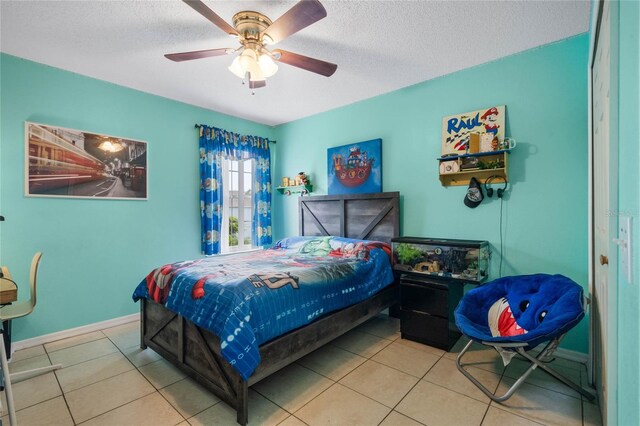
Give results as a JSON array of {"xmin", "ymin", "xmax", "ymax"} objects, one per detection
[
  {"xmin": 555, "ymin": 347, "xmax": 589, "ymax": 364},
  {"xmin": 11, "ymin": 313, "xmax": 140, "ymax": 351}
]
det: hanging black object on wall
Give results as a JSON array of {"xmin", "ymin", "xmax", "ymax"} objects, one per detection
[
  {"xmin": 464, "ymin": 177, "xmax": 484, "ymax": 208},
  {"xmin": 484, "ymin": 176, "xmax": 508, "ymax": 198}
]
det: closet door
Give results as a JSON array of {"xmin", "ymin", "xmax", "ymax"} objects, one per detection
[{"xmin": 591, "ymin": 0, "xmax": 613, "ymax": 419}]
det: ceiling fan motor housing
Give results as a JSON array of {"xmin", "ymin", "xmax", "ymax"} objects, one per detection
[{"xmin": 232, "ymin": 11, "xmax": 273, "ymax": 44}]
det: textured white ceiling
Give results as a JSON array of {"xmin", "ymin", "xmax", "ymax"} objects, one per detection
[{"xmin": 0, "ymin": 1, "xmax": 589, "ymax": 126}]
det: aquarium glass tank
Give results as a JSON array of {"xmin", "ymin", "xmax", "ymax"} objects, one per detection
[{"xmin": 391, "ymin": 237, "xmax": 490, "ymax": 282}]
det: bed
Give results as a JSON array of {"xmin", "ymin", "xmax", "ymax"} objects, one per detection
[{"xmin": 135, "ymin": 191, "xmax": 400, "ymax": 425}]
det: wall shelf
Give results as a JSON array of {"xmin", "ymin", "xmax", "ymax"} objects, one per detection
[
  {"xmin": 437, "ymin": 149, "xmax": 511, "ymax": 161},
  {"xmin": 276, "ymin": 184, "xmax": 313, "ymax": 196},
  {"xmin": 438, "ymin": 150, "xmax": 510, "ymax": 187}
]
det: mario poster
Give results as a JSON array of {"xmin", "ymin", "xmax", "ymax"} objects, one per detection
[{"xmin": 441, "ymin": 105, "xmax": 506, "ymax": 156}]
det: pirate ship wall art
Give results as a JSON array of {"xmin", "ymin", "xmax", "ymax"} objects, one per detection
[
  {"xmin": 327, "ymin": 139, "xmax": 382, "ymax": 195},
  {"xmin": 441, "ymin": 106, "xmax": 506, "ymax": 156}
]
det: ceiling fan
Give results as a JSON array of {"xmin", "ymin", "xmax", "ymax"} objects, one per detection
[{"xmin": 165, "ymin": 0, "xmax": 338, "ymax": 90}]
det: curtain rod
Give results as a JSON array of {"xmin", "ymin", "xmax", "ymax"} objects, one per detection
[{"xmin": 194, "ymin": 124, "xmax": 276, "ymax": 143}]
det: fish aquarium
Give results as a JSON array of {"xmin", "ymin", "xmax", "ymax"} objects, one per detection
[{"xmin": 391, "ymin": 237, "xmax": 490, "ymax": 283}]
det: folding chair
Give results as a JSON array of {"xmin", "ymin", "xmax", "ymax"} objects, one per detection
[{"xmin": 454, "ymin": 273, "xmax": 595, "ymax": 402}]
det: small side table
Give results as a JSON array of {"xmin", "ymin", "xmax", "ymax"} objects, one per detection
[
  {"xmin": 1, "ymin": 266, "xmax": 18, "ymax": 304},
  {"xmin": 398, "ymin": 274, "xmax": 466, "ymax": 351},
  {"xmin": 1, "ymin": 266, "xmax": 18, "ymax": 357}
]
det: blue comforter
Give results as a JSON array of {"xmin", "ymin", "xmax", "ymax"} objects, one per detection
[{"xmin": 132, "ymin": 236, "xmax": 394, "ymax": 379}]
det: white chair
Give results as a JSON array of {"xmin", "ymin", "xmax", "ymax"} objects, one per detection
[{"xmin": 0, "ymin": 253, "xmax": 62, "ymax": 425}]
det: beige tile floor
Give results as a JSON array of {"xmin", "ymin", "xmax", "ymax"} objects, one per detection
[{"xmin": 1, "ymin": 315, "xmax": 602, "ymax": 426}]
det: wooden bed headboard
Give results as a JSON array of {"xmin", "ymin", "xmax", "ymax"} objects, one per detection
[{"xmin": 298, "ymin": 192, "xmax": 400, "ymax": 243}]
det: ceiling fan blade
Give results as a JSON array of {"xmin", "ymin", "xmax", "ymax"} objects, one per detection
[
  {"xmin": 183, "ymin": 0, "xmax": 238, "ymax": 36},
  {"xmin": 165, "ymin": 48, "xmax": 233, "ymax": 62},
  {"xmin": 262, "ymin": 0, "xmax": 326, "ymax": 44},
  {"xmin": 272, "ymin": 49, "xmax": 337, "ymax": 77},
  {"xmin": 249, "ymin": 80, "xmax": 267, "ymax": 89}
]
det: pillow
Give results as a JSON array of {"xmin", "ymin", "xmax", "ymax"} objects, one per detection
[{"xmin": 272, "ymin": 236, "xmax": 391, "ymax": 261}]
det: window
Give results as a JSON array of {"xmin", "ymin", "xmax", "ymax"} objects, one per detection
[{"xmin": 221, "ymin": 158, "xmax": 254, "ymax": 253}]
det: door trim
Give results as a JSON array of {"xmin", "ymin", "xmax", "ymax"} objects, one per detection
[
  {"xmin": 587, "ymin": 0, "xmax": 600, "ymax": 389},
  {"xmin": 589, "ymin": 1, "xmax": 620, "ymax": 424}
]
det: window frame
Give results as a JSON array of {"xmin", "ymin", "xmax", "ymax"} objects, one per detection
[{"xmin": 221, "ymin": 157, "xmax": 255, "ymax": 254}]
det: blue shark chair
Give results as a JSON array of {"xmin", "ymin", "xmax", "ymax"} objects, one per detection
[{"xmin": 454, "ymin": 274, "xmax": 595, "ymax": 402}]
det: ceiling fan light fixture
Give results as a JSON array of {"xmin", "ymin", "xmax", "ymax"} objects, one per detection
[
  {"xmin": 258, "ymin": 54, "xmax": 278, "ymax": 78},
  {"xmin": 228, "ymin": 56, "xmax": 247, "ymax": 79},
  {"xmin": 228, "ymin": 48, "xmax": 274, "ymax": 85},
  {"xmin": 247, "ymin": 60, "xmax": 265, "ymax": 82},
  {"xmin": 238, "ymin": 48, "xmax": 258, "ymax": 73}
]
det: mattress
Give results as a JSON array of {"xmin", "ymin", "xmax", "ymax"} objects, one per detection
[{"xmin": 132, "ymin": 236, "xmax": 394, "ymax": 379}]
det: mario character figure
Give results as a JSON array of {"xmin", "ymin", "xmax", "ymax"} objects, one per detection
[{"xmin": 481, "ymin": 107, "xmax": 500, "ymax": 137}]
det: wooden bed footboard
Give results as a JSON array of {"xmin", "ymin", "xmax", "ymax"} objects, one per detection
[
  {"xmin": 141, "ymin": 298, "xmax": 249, "ymax": 424},
  {"xmin": 140, "ymin": 283, "xmax": 398, "ymax": 425}
]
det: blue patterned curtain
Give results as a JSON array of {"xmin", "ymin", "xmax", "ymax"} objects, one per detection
[{"xmin": 199, "ymin": 125, "xmax": 272, "ymax": 255}]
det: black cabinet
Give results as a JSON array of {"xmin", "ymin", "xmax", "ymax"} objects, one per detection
[{"xmin": 398, "ymin": 274, "xmax": 464, "ymax": 351}]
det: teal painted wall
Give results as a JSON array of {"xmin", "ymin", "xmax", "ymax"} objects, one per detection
[
  {"xmin": 0, "ymin": 54, "xmax": 275, "ymax": 341},
  {"xmin": 0, "ymin": 35, "xmax": 594, "ymax": 357},
  {"xmin": 273, "ymin": 35, "xmax": 590, "ymax": 353},
  {"xmin": 614, "ymin": 0, "xmax": 640, "ymax": 424}
]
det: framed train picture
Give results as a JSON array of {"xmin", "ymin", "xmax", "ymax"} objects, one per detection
[
  {"xmin": 327, "ymin": 138, "xmax": 382, "ymax": 195},
  {"xmin": 25, "ymin": 122, "xmax": 148, "ymax": 199}
]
